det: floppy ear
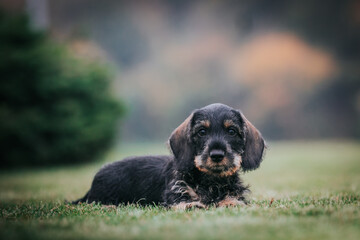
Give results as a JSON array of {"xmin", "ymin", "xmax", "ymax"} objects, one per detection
[
  {"xmin": 168, "ymin": 113, "xmax": 195, "ymax": 172},
  {"xmin": 239, "ymin": 112, "xmax": 266, "ymax": 171}
]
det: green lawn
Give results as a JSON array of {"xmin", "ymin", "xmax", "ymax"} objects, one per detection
[{"xmin": 0, "ymin": 141, "xmax": 359, "ymax": 240}]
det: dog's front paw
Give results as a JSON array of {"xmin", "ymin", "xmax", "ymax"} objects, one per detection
[
  {"xmin": 171, "ymin": 201, "xmax": 206, "ymax": 210},
  {"xmin": 217, "ymin": 197, "xmax": 245, "ymax": 208}
]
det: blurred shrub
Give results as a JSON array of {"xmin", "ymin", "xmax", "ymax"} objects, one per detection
[{"xmin": 0, "ymin": 11, "xmax": 124, "ymax": 168}]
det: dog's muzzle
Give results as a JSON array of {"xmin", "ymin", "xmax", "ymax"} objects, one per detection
[{"xmin": 194, "ymin": 145, "xmax": 242, "ymax": 177}]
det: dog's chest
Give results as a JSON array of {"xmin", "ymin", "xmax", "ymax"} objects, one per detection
[{"xmin": 185, "ymin": 176, "xmax": 239, "ymax": 204}]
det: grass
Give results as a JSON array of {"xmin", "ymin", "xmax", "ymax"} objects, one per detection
[{"xmin": 0, "ymin": 140, "xmax": 359, "ymax": 239}]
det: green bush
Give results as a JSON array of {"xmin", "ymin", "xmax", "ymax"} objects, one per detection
[{"xmin": 0, "ymin": 11, "xmax": 124, "ymax": 168}]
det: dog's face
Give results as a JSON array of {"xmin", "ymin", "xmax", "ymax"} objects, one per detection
[
  {"xmin": 169, "ymin": 103, "xmax": 265, "ymax": 176},
  {"xmin": 191, "ymin": 105, "xmax": 246, "ymax": 177}
]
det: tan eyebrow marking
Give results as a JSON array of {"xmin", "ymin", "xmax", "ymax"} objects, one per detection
[
  {"xmin": 224, "ymin": 119, "xmax": 236, "ymax": 128},
  {"xmin": 224, "ymin": 119, "xmax": 241, "ymax": 132},
  {"xmin": 196, "ymin": 120, "xmax": 210, "ymax": 128}
]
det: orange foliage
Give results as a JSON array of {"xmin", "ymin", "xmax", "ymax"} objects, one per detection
[{"xmin": 227, "ymin": 32, "xmax": 337, "ymax": 110}]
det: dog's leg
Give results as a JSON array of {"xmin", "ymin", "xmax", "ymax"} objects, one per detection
[
  {"xmin": 164, "ymin": 178, "xmax": 206, "ymax": 209},
  {"xmin": 217, "ymin": 196, "xmax": 246, "ymax": 208},
  {"xmin": 171, "ymin": 201, "xmax": 206, "ymax": 210}
]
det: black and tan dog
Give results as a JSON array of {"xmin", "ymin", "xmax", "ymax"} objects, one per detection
[{"xmin": 73, "ymin": 103, "xmax": 265, "ymax": 209}]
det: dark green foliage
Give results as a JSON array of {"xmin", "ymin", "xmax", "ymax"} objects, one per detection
[{"xmin": 0, "ymin": 11, "xmax": 124, "ymax": 168}]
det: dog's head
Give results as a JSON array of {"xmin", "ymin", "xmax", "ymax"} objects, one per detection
[{"xmin": 169, "ymin": 103, "xmax": 265, "ymax": 176}]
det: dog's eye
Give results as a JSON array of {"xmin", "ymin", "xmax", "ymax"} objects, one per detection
[
  {"xmin": 197, "ymin": 128, "xmax": 207, "ymax": 137},
  {"xmin": 227, "ymin": 128, "xmax": 237, "ymax": 136}
]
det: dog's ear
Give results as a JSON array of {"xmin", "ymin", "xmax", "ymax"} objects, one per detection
[
  {"xmin": 238, "ymin": 111, "xmax": 266, "ymax": 171},
  {"xmin": 168, "ymin": 113, "xmax": 194, "ymax": 171}
]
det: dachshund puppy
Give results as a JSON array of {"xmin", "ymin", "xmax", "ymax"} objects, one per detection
[{"xmin": 73, "ymin": 103, "xmax": 265, "ymax": 209}]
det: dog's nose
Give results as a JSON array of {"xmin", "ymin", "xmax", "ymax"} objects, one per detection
[{"xmin": 210, "ymin": 149, "xmax": 225, "ymax": 163}]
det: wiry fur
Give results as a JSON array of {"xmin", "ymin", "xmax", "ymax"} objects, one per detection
[{"xmin": 73, "ymin": 103, "xmax": 266, "ymax": 209}]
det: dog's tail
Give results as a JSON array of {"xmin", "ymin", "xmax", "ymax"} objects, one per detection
[{"xmin": 71, "ymin": 191, "xmax": 89, "ymax": 204}]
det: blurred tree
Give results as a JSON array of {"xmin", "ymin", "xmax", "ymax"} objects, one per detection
[
  {"xmin": 0, "ymin": 10, "xmax": 125, "ymax": 168},
  {"xmin": 30, "ymin": 0, "xmax": 359, "ymax": 140},
  {"xmin": 230, "ymin": 0, "xmax": 360, "ymax": 138}
]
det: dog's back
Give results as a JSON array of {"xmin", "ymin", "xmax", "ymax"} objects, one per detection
[{"xmin": 74, "ymin": 155, "xmax": 171, "ymax": 205}]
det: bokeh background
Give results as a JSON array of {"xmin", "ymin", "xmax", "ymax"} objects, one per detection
[
  {"xmin": 1, "ymin": 0, "xmax": 360, "ymax": 167},
  {"xmin": 0, "ymin": 1, "xmax": 360, "ymax": 239}
]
